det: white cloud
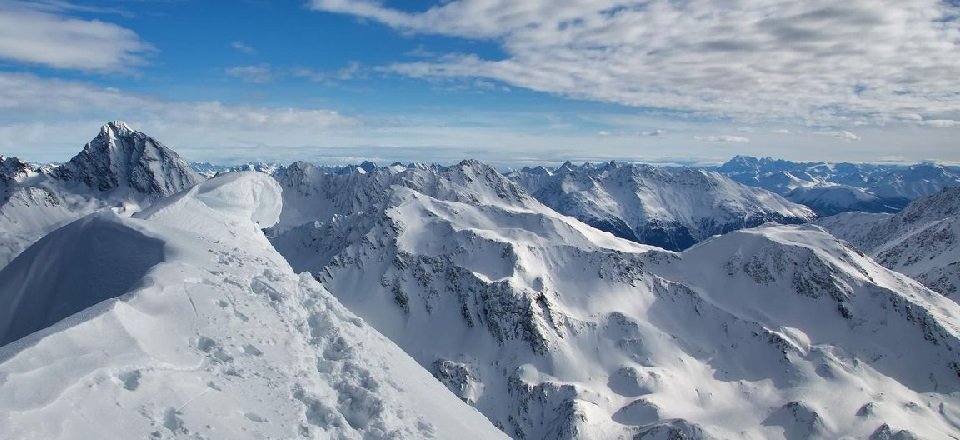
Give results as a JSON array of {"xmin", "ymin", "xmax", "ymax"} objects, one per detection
[
  {"xmin": 292, "ymin": 62, "xmax": 365, "ymax": 84},
  {"xmin": 0, "ymin": 72, "xmax": 356, "ymax": 137},
  {"xmin": 3, "ymin": 72, "xmax": 959, "ymax": 165},
  {"xmin": 231, "ymin": 41, "xmax": 256, "ymax": 54},
  {"xmin": 226, "ymin": 64, "xmax": 274, "ymax": 83},
  {"xmin": 311, "ymin": 0, "xmax": 960, "ymax": 126},
  {"xmin": 815, "ymin": 130, "xmax": 862, "ymax": 141},
  {"xmin": 639, "ymin": 129, "xmax": 664, "ymax": 137},
  {"xmin": 924, "ymin": 119, "xmax": 960, "ymax": 128},
  {"xmin": 0, "ymin": 3, "xmax": 150, "ymax": 72},
  {"xmin": 694, "ymin": 135, "xmax": 751, "ymax": 143}
]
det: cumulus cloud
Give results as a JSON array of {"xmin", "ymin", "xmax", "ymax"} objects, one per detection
[
  {"xmin": 226, "ymin": 64, "xmax": 274, "ymax": 83},
  {"xmin": 311, "ymin": 0, "xmax": 960, "ymax": 126},
  {"xmin": 694, "ymin": 135, "xmax": 751, "ymax": 143},
  {"xmin": 0, "ymin": 3, "xmax": 150, "ymax": 72}
]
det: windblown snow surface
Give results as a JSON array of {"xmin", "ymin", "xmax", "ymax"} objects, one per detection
[
  {"xmin": 0, "ymin": 172, "xmax": 504, "ymax": 439},
  {"xmin": 271, "ymin": 160, "xmax": 960, "ymax": 439}
]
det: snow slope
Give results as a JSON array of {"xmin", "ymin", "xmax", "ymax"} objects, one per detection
[
  {"xmin": 272, "ymin": 162, "xmax": 960, "ymax": 439},
  {"xmin": 818, "ymin": 187, "xmax": 960, "ymax": 303},
  {"xmin": 509, "ymin": 161, "xmax": 814, "ymax": 251},
  {"xmin": 0, "ymin": 121, "xmax": 203, "ymax": 268},
  {"xmin": 0, "ymin": 172, "xmax": 504, "ymax": 440}
]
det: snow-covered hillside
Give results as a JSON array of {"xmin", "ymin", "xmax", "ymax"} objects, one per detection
[
  {"xmin": 717, "ymin": 156, "xmax": 960, "ymax": 215},
  {"xmin": 818, "ymin": 187, "xmax": 960, "ymax": 303},
  {"xmin": 0, "ymin": 121, "xmax": 203, "ymax": 268},
  {"xmin": 271, "ymin": 161, "xmax": 960, "ymax": 439},
  {"xmin": 509, "ymin": 161, "xmax": 814, "ymax": 251},
  {"xmin": 0, "ymin": 172, "xmax": 504, "ymax": 439}
]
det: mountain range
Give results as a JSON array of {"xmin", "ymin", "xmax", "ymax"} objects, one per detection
[
  {"xmin": 508, "ymin": 161, "xmax": 814, "ymax": 251},
  {"xmin": 1, "ymin": 122, "xmax": 958, "ymax": 439},
  {"xmin": 716, "ymin": 155, "xmax": 960, "ymax": 216}
]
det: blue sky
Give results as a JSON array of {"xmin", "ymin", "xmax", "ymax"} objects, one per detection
[{"xmin": 0, "ymin": 0, "xmax": 958, "ymax": 165}]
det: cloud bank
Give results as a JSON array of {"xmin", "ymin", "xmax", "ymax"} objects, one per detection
[{"xmin": 312, "ymin": 0, "xmax": 960, "ymax": 126}]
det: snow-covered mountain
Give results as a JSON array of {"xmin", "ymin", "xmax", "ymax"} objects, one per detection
[
  {"xmin": 4, "ymin": 123, "xmax": 960, "ymax": 439},
  {"xmin": 271, "ymin": 161, "xmax": 960, "ymax": 439},
  {"xmin": 818, "ymin": 187, "xmax": 960, "ymax": 303},
  {"xmin": 56, "ymin": 121, "xmax": 203, "ymax": 197},
  {"xmin": 717, "ymin": 156, "xmax": 960, "ymax": 215},
  {"xmin": 191, "ymin": 161, "xmax": 283, "ymax": 178},
  {"xmin": 508, "ymin": 161, "xmax": 814, "ymax": 251},
  {"xmin": 0, "ymin": 121, "xmax": 203, "ymax": 268},
  {"xmin": 0, "ymin": 172, "xmax": 504, "ymax": 439}
]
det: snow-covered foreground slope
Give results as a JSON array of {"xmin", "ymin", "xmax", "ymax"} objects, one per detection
[
  {"xmin": 819, "ymin": 187, "xmax": 960, "ymax": 303},
  {"xmin": 0, "ymin": 121, "xmax": 203, "ymax": 268},
  {"xmin": 509, "ymin": 161, "xmax": 814, "ymax": 251},
  {"xmin": 0, "ymin": 172, "xmax": 504, "ymax": 439},
  {"xmin": 272, "ymin": 163, "xmax": 960, "ymax": 439}
]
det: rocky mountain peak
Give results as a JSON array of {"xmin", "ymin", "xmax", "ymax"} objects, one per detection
[{"xmin": 53, "ymin": 121, "xmax": 203, "ymax": 197}]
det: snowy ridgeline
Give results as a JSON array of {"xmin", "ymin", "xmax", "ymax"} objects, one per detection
[
  {"xmin": 817, "ymin": 187, "xmax": 960, "ymax": 304},
  {"xmin": 1, "ymin": 122, "xmax": 960, "ymax": 439},
  {"xmin": 0, "ymin": 172, "xmax": 504, "ymax": 439}
]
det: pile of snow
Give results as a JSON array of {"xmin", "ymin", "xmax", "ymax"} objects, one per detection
[
  {"xmin": 0, "ymin": 172, "xmax": 504, "ymax": 439},
  {"xmin": 509, "ymin": 161, "xmax": 814, "ymax": 250}
]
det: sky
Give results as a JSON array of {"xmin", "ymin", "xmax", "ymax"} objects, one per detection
[{"xmin": 0, "ymin": 0, "xmax": 958, "ymax": 166}]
